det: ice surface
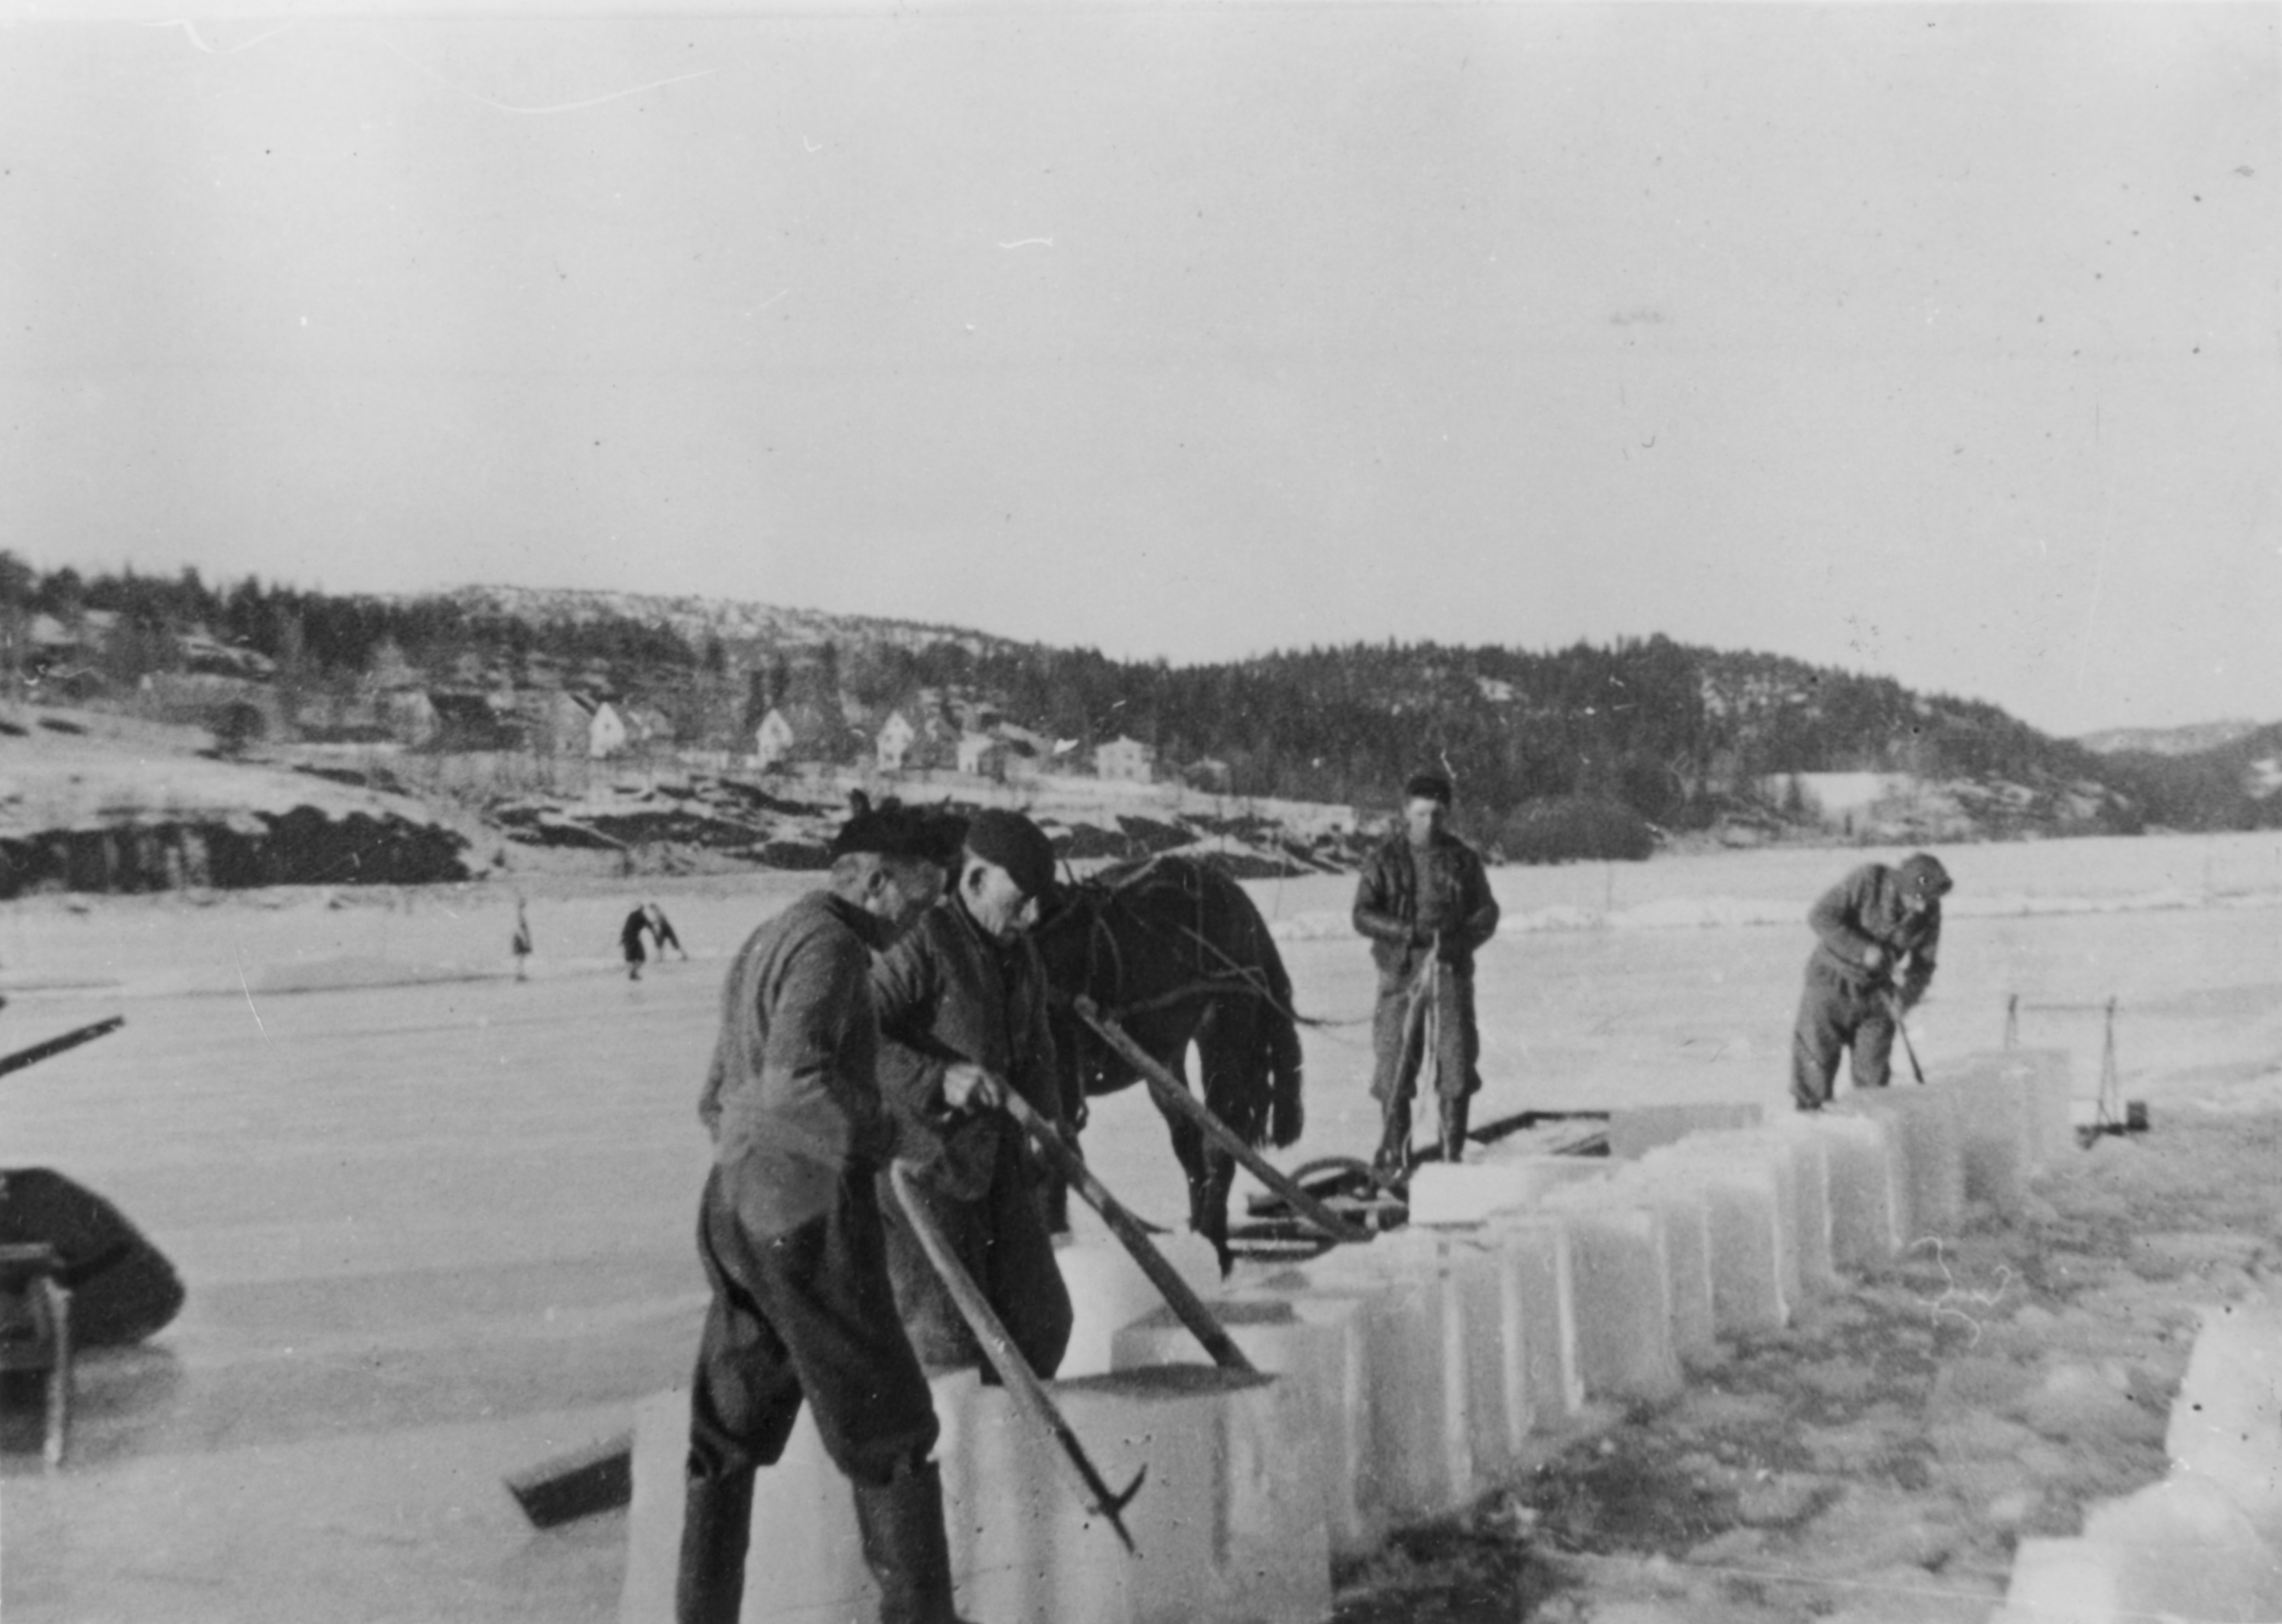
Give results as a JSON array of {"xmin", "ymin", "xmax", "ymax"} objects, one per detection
[
  {"xmin": 10, "ymin": 835, "xmax": 2282, "ymax": 1621},
  {"xmin": 2167, "ymin": 1298, "xmax": 2282, "ymax": 1542},
  {"xmin": 1606, "ymin": 1101, "xmax": 1765, "ymax": 1160}
]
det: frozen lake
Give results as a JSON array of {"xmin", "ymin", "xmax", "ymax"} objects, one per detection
[{"xmin": 6, "ymin": 833, "xmax": 2282, "ymax": 1621}]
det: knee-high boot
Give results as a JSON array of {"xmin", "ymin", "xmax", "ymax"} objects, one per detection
[
  {"xmin": 675, "ymin": 1464, "xmax": 755, "ymax": 1624},
  {"xmin": 1438, "ymin": 1094, "xmax": 1470, "ymax": 1165},
  {"xmin": 852, "ymin": 1457, "xmax": 976, "ymax": 1624}
]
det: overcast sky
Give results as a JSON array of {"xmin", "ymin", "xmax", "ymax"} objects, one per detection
[{"xmin": 4, "ymin": 5, "xmax": 2276, "ymax": 737}]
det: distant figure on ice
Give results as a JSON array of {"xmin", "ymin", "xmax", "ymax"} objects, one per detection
[
  {"xmin": 1791, "ymin": 852, "xmax": 1953, "ymax": 1112},
  {"xmin": 645, "ymin": 903, "xmax": 689, "ymax": 962},
  {"xmin": 621, "ymin": 907, "xmax": 653, "ymax": 981},
  {"xmin": 1352, "ymin": 770, "xmax": 1502, "ymax": 1173},
  {"xmin": 678, "ymin": 799, "xmax": 970, "ymax": 1624},
  {"xmin": 510, "ymin": 899, "xmax": 533, "ymax": 981}
]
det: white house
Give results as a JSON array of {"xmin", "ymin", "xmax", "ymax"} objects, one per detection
[
  {"xmin": 754, "ymin": 708, "xmax": 797, "ymax": 769},
  {"xmin": 1094, "ymin": 734, "xmax": 1156, "ymax": 783},
  {"xmin": 586, "ymin": 699, "xmax": 629, "ymax": 759},
  {"xmin": 876, "ymin": 710, "xmax": 917, "ymax": 773}
]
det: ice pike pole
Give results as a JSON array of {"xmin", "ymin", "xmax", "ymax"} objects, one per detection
[
  {"xmin": 998, "ymin": 1089, "xmax": 1256, "ymax": 1376},
  {"xmin": 887, "ymin": 1161, "xmax": 1144, "ymax": 1554},
  {"xmin": 0, "ymin": 1017, "xmax": 126, "ymax": 1082},
  {"xmin": 1074, "ymin": 997, "xmax": 1372, "ymax": 1246},
  {"xmin": 1881, "ymin": 986, "xmax": 1927, "ymax": 1085}
]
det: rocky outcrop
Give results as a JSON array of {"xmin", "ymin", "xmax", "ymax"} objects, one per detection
[{"xmin": 0, "ymin": 808, "xmax": 471, "ymax": 898}]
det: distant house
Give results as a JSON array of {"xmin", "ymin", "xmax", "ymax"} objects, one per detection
[
  {"xmin": 956, "ymin": 732, "xmax": 1009, "ymax": 778},
  {"xmin": 877, "ymin": 710, "xmax": 917, "ymax": 773},
  {"xmin": 521, "ymin": 690, "xmax": 594, "ymax": 757},
  {"xmin": 1094, "ymin": 734, "xmax": 1156, "ymax": 784},
  {"xmin": 754, "ymin": 708, "xmax": 797, "ymax": 769},
  {"xmin": 586, "ymin": 699, "xmax": 628, "ymax": 759},
  {"xmin": 622, "ymin": 703, "xmax": 676, "ymax": 750}
]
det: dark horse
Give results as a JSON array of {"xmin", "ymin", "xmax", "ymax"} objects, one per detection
[{"xmin": 1031, "ymin": 854, "xmax": 1305, "ymax": 1260}]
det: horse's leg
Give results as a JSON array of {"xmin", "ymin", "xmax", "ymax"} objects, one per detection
[{"xmin": 1143, "ymin": 1042, "xmax": 1222, "ymax": 1261}]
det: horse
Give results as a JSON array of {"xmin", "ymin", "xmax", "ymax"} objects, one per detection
[{"xmin": 1031, "ymin": 853, "xmax": 1305, "ymax": 1262}]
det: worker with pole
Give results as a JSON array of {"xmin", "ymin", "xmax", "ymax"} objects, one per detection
[
  {"xmin": 1791, "ymin": 851, "xmax": 1953, "ymax": 1111},
  {"xmin": 676, "ymin": 800, "xmax": 979, "ymax": 1624},
  {"xmin": 1352, "ymin": 770, "xmax": 1502, "ymax": 1175}
]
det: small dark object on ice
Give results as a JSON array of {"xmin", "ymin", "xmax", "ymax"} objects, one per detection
[{"xmin": 504, "ymin": 1430, "xmax": 635, "ymax": 1527}]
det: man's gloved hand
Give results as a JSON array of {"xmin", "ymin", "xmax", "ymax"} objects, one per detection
[
  {"xmin": 1861, "ymin": 944, "xmax": 1888, "ymax": 974},
  {"xmin": 942, "ymin": 1061, "xmax": 1009, "ymax": 1115}
]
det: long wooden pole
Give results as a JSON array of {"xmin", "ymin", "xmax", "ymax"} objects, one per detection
[
  {"xmin": 1074, "ymin": 997, "xmax": 1371, "ymax": 1245},
  {"xmin": 0, "ymin": 1018, "xmax": 125, "ymax": 1082},
  {"xmin": 1000, "ymin": 1091, "xmax": 1255, "ymax": 1374},
  {"xmin": 887, "ymin": 1162, "xmax": 1144, "ymax": 1554}
]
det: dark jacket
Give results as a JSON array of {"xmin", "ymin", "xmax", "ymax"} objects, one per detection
[
  {"xmin": 870, "ymin": 895, "xmax": 1062, "ymax": 1202},
  {"xmin": 697, "ymin": 891, "xmax": 896, "ymax": 1239},
  {"xmin": 1806, "ymin": 863, "xmax": 1943, "ymax": 1007},
  {"xmin": 1352, "ymin": 828, "xmax": 1501, "ymax": 981}
]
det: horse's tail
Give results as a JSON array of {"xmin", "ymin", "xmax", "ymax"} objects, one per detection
[{"xmin": 1257, "ymin": 930, "xmax": 1305, "ymax": 1151}]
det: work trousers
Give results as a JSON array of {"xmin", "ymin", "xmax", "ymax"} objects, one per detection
[
  {"xmin": 1791, "ymin": 958, "xmax": 1897, "ymax": 1111},
  {"xmin": 685, "ymin": 1162, "xmax": 940, "ymax": 1493},
  {"xmin": 878, "ymin": 1131, "xmax": 1072, "ymax": 1380},
  {"xmin": 1370, "ymin": 962, "xmax": 1481, "ymax": 1105}
]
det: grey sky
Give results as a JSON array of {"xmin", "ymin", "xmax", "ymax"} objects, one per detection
[{"xmin": 4, "ymin": 5, "xmax": 2276, "ymax": 736}]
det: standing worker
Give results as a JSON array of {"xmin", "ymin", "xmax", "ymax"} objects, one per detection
[
  {"xmin": 1352, "ymin": 770, "xmax": 1502, "ymax": 1173},
  {"xmin": 1791, "ymin": 851, "xmax": 1953, "ymax": 1111},
  {"xmin": 676, "ymin": 802, "xmax": 981, "ymax": 1624},
  {"xmin": 871, "ymin": 809, "xmax": 1073, "ymax": 1380}
]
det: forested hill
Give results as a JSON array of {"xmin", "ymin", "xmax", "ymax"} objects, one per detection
[{"xmin": 0, "ymin": 560, "xmax": 2218, "ymax": 841}]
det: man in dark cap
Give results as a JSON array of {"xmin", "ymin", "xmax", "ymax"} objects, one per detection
[
  {"xmin": 1352, "ymin": 771, "xmax": 1503, "ymax": 1173},
  {"xmin": 1791, "ymin": 851, "xmax": 1954, "ymax": 1111},
  {"xmin": 677, "ymin": 800, "xmax": 983, "ymax": 1624},
  {"xmin": 870, "ymin": 807, "xmax": 1074, "ymax": 1381}
]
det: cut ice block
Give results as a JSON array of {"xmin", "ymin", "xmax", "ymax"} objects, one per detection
[
  {"xmin": 1213, "ymin": 1283, "xmax": 1386, "ymax": 1558},
  {"xmin": 2167, "ymin": 1298, "xmax": 2282, "ymax": 1542},
  {"xmin": 1407, "ymin": 1156, "xmax": 1603, "ymax": 1226},
  {"xmin": 1764, "ymin": 1119, "xmax": 1839, "ymax": 1295},
  {"xmin": 1929, "ymin": 1064, "xmax": 2030, "ymax": 1216},
  {"xmin": 1800, "ymin": 1111, "xmax": 1906, "ymax": 1267},
  {"xmin": 1278, "ymin": 1244, "xmax": 1463, "ymax": 1522},
  {"xmin": 951, "ymin": 1366, "xmax": 1231, "ymax": 1624},
  {"xmin": 1643, "ymin": 1143, "xmax": 1789, "ymax": 1335},
  {"xmin": 1482, "ymin": 1212, "xmax": 1585, "ymax": 1430},
  {"xmin": 1537, "ymin": 1184, "xmax": 1681, "ymax": 1402},
  {"xmin": 1844, "ymin": 1085, "xmax": 1963, "ymax": 1240},
  {"xmin": 1606, "ymin": 1163, "xmax": 1716, "ymax": 1364},
  {"xmin": 618, "ymin": 1371, "xmax": 980, "ymax": 1624},
  {"xmin": 1058, "ymin": 1232, "xmax": 1224, "ymax": 1378},
  {"xmin": 1606, "ymin": 1101, "xmax": 1764, "ymax": 1161},
  {"xmin": 1113, "ymin": 1304, "xmax": 1342, "ymax": 1596}
]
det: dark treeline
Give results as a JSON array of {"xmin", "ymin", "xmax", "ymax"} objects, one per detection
[{"xmin": 10, "ymin": 556, "xmax": 2223, "ymax": 834}]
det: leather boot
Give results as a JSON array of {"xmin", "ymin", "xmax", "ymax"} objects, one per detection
[
  {"xmin": 852, "ymin": 1457, "xmax": 975, "ymax": 1624},
  {"xmin": 1371, "ymin": 1094, "xmax": 1413, "ymax": 1177},
  {"xmin": 1437, "ymin": 1095, "xmax": 1470, "ymax": 1165},
  {"xmin": 674, "ymin": 1464, "xmax": 755, "ymax": 1624}
]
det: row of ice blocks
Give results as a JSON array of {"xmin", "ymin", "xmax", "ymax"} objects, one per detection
[
  {"xmin": 1995, "ymin": 1297, "xmax": 2282, "ymax": 1623},
  {"xmin": 618, "ymin": 1059, "xmax": 2075, "ymax": 1624}
]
